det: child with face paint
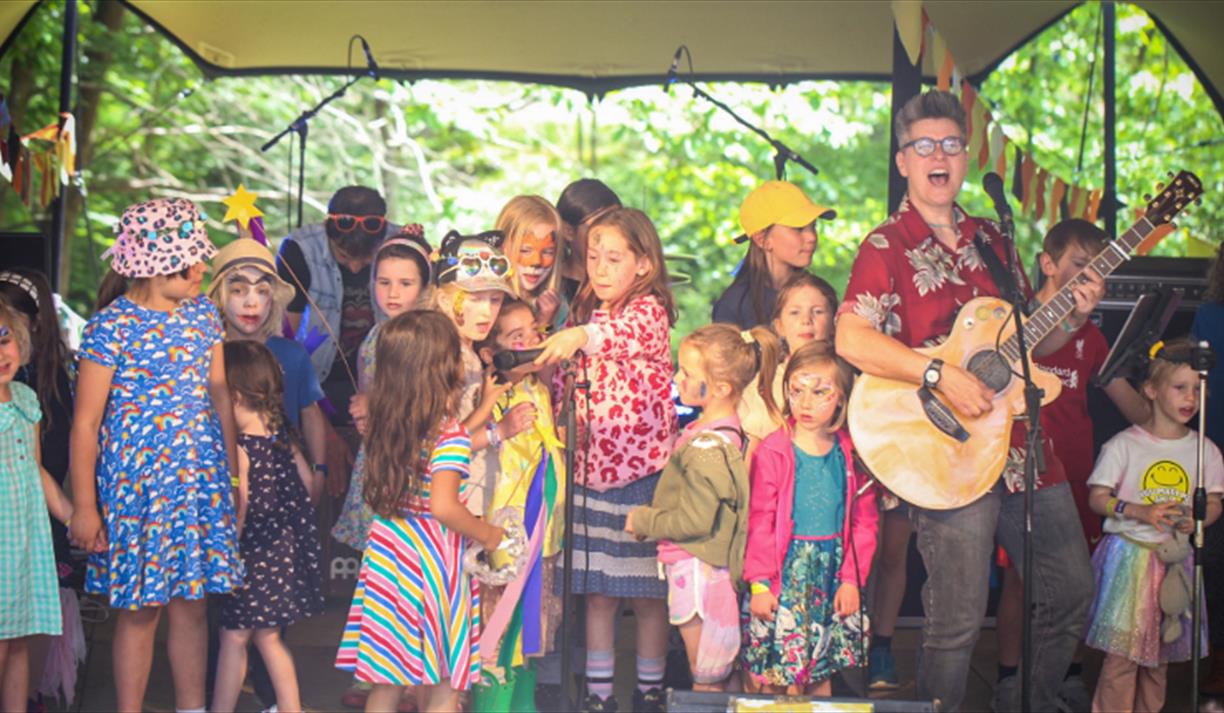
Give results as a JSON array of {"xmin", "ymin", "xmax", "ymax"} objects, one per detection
[
  {"xmin": 432, "ymin": 231, "xmax": 537, "ymax": 518},
  {"xmin": 208, "ymin": 239, "xmax": 329, "ymax": 498},
  {"xmin": 333, "ymin": 227, "xmax": 432, "ymax": 551},
  {"xmin": 1083, "ymin": 339, "xmax": 1224, "ymax": 712},
  {"xmin": 737, "ymin": 271, "xmax": 839, "ymax": 456},
  {"xmin": 623, "ymin": 323, "xmax": 781, "ymax": 692},
  {"xmin": 495, "ymin": 195, "xmax": 568, "ymax": 332},
  {"xmin": 71, "ymin": 198, "xmax": 242, "ymax": 712},
  {"xmin": 742, "ymin": 340, "xmax": 877, "ymax": 697},
  {"xmin": 534, "ymin": 207, "xmax": 679, "ymax": 712},
  {"xmin": 470, "ymin": 298, "xmax": 565, "ymax": 708},
  {"xmin": 0, "ymin": 296, "xmax": 74, "ymax": 713}
]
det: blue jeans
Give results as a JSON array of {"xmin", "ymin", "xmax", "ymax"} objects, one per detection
[{"xmin": 912, "ymin": 482, "xmax": 1093, "ymax": 711}]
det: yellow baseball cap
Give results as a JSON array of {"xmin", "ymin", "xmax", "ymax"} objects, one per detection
[{"xmin": 735, "ymin": 181, "xmax": 836, "ymax": 243}]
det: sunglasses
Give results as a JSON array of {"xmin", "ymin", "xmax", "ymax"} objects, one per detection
[
  {"xmin": 901, "ymin": 136, "xmax": 966, "ymax": 157},
  {"xmin": 456, "ymin": 252, "xmax": 512, "ymax": 279},
  {"xmin": 328, "ymin": 213, "xmax": 387, "ymax": 233}
]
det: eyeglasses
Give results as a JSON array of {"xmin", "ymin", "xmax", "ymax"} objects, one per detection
[
  {"xmin": 456, "ymin": 252, "xmax": 512, "ymax": 279},
  {"xmin": 327, "ymin": 213, "xmax": 387, "ymax": 233},
  {"xmin": 901, "ymin": 136, "xmax": 966, "ymax": 157}
]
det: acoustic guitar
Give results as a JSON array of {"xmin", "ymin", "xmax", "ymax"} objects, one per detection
[{"xmin": 848, "ymin": 170, "xmax": 1204, "ymax": 510}]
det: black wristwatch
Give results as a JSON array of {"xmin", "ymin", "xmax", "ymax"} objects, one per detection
[{"xmin": 922, "ymin": 358, "xmax": 944, "ymax": 390}]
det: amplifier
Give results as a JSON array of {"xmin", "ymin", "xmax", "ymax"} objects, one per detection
[
  {"xmin": 0, "ymin": 232, "xmax": 47, "ymax": 272},
  {"xmin": 1099, "ymin": 256, "xmax": 1209, "ymax": 311}
]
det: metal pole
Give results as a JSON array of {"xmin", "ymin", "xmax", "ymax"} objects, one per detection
[
  {"xmin": 888, "ymin": 24, "xmax": 921, "ymax": 214},
  {"xmin": 1103, "ymin": 1, "xmax": 1117, "ymax": 236},
  {"xmin": 48, "ymin": 0, "xmax": 78, "ymax": 290}
]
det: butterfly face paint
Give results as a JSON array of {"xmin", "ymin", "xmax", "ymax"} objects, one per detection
[{"xmin": 787, "ymin": 367, "xmax": 842, "ymax": 431}]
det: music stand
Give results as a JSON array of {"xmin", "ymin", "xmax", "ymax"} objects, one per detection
[{"xmin": 1095, "ymin": 287, "xmax": 1183, "ymax": 386}]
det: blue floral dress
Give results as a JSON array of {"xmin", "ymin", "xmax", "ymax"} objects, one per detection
[
  {"xmin": 80, "ymin": 295, "xmax": 242, "ymax": 609},
  {"xmin": 0, "ymin": 382, "xmax": 61, "ymax": 638}
]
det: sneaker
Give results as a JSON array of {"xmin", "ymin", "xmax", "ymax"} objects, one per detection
[
  {"xmin": 1056, "ymin": 674, "xmax": 1091, "ymax": 713},
  {"xmin": 868, "ymin": 647, "xmax": 899, "ymax": 690},
  {"xmin": 580, "ymin": 692, "xmax": 618, "ymax": 713},
  {"xmin": 632, "ymin": 687, "xmax": 666, "ymax": 713},
  {"xmin": 991, "ymin": 674, "xmax": 1020, "ymax": 713}
]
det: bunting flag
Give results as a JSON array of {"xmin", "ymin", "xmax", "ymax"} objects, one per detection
[
  {"xmin": 0, "ymin": 100, "xmax": 78, "ymax": 210},
  {"xmin": 923, "ymin": 19, "xmax": 1103, "ymax": 226}
]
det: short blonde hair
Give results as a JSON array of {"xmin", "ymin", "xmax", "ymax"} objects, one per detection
[
  {"xmin": 0, "ymin": 294, "xmax": 32, "ymax": 366},
  {"xmin": 494, "ymin": 195, "xmax": 563, "ymax": 300}
]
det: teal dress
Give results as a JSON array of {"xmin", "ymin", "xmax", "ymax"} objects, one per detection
[{"xmin": 0, "ymin": 382, "xmax": 61, "ymax": 638}]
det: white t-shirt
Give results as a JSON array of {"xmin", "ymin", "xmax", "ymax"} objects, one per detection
[{"xmin": 1087, "ymin": 425, "xmax": 1224, "ymax": 543}]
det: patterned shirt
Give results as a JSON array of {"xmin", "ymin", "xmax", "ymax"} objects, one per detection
[
  {"xmin": 839, "ymin": 196, "xmax": 1064, "ymax": 493},
  {"xmin": 566, "ymin": 295, "xmax": 678, "ymax": 491}
]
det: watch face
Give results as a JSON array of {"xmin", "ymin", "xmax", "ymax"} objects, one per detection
[{"xmin": 925, "ymin": 367, "xmax": 939, "ymax": 386}]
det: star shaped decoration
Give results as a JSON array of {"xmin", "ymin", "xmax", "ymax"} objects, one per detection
[{"xmin": 221, "ymin": 184, "xmax": 264, "ymax": 229}]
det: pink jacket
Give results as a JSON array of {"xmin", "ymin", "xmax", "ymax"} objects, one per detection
[{"xmin": 743, "ymin": 424, "xmax": 879, "ymax": 596}]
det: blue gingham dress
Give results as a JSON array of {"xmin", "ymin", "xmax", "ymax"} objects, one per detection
[{"xmin": 0, "ymin": 381, "xmax": 61, "ymax": 638}]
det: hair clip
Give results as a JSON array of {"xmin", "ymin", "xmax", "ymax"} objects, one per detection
[
  {"xmin": 1149, "ymin": 340, "xmax": 1165, "ymax": 361},
  {"xmin": 740, "ymin": 329, "xmax": 754, "ymax": 344}
]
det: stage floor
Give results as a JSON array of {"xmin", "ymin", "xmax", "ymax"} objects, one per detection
[{"xmin": 59, "ymin": 591, "xmax": 1211, "ymax": 712}]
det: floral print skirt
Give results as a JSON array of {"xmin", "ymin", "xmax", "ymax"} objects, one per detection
[{"xmin": 742, "ymin": 538, "xmax": 869, "ymax": 687}]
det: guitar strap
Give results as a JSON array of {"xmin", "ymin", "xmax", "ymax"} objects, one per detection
[{"xmin": 971, "ymin": 228, "xmax": 1029, "ymax": 315}]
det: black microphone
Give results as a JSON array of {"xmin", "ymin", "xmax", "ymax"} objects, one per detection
[
  {"xmin": 663, "ymin": 47, "xmax": 683, "ymax": 93},
  {"xmin": 359, "ymin": 37, "xmax": 380, "ymax": 81},
  {"xmin": 493, "ymin": 348, "xmax": 545, "ymax": 372},
  {"xmin": 982, "ymin": 172, "xmax": 1014, "ymax": 236}
]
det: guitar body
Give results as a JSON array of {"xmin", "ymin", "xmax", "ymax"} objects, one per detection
[{"xmin": 847, "ymin": 296, "xmax": 1062, "ymax": 510}]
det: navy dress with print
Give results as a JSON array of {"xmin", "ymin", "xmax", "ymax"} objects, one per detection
[{"xmin": 220, "ymin": 434, "xmax": 324, "ymax": 629}]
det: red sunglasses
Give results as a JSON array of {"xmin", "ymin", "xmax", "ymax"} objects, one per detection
[{"xmin": 328, "ymin": 213, "xmax": 387, "ymax": 233}]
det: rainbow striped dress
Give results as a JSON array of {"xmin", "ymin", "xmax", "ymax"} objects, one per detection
[{"xmin": 336, "ymin": 421, "xmax": 481, "ymax": 689}]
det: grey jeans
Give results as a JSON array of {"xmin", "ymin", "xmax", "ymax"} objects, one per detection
[{"xmin": 911, "ymin": 482, "xmax": 1094, "ymax": 711}]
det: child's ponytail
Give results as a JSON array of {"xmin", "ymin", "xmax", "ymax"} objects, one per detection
[
  {"xmin": 95, "ymin": 268, "xmax": 130, "ymax": 310},
  {"xmin": 748, "ymin": 324, "xmax": 786, "ymax": 425},
  {"xmin": 683, "ymin": 323, "xmax": 784, "ymax": 418}
]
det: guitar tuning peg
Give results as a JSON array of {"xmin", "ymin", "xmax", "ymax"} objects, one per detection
[{"xmin": 1144, "ymin": 194, "xmax": 1152, "ymax": 202}]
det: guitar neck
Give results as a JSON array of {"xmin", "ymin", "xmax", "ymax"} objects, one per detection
[{"xmin": 1000, "ymin": 216, "xmax": 1157, "ymax": 361}]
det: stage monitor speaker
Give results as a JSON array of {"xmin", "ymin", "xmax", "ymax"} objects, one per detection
[
  {"xmin": 666, "ymin": 689, "xmax": 938, "ymax": 712},
  {"xmin": 1088, "ymin": 255, "xmax": 1208, "ymax": 454},
  {"xmin": 0, "ymin": 232, "xmax": 47, "ymax": 273}
]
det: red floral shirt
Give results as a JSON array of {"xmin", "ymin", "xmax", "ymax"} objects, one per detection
[{"xmin": 839, "ymin": 196, "xmax": 1064, "ymax": 493}]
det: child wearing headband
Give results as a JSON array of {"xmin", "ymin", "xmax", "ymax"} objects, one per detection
[
  {"xmin": 71, "ymin": 197, "xmax": 242, "ymax": 712},
  {"xmin": 1084, "ymin": 338, "xmax": 1224, "ymax": 712}
]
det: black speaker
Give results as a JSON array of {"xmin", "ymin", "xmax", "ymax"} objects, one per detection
[
  {"xmin": 666, "ymin": 689, "xmax": 938, "ymax": 712},
  {"xmin": 0, "ymin": 231, "xmax": 47, "ymax": 272}
]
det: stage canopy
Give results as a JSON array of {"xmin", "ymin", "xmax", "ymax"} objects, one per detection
[{"xmin": 2, "ymin": 1, "xmax": 1222, "ymax": 114}]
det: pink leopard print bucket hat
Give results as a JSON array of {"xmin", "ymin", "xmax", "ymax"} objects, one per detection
[{"xmin": 103, "ymin": 198, "xmax": 218, "ymax": 278}]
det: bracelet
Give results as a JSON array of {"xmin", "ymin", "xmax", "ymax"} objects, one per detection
[
  {"xmin": 231, "ymin": 475, "xmax": 241, "ymax": 488},
  {"xmin": 1113, "ymin": 498, "xmax": 1128, "ymax": 519},
  {"xmin": 750, "ymin": 581, "xmax": 771, "ymax": 596},
  {"xmin": 63, "ymin": 517, "xmax": 71, "ymax": 529},
  {"xmin": 311, "ymin": 463, "xmax": 329, "ymax": 477},
  {"xmin": 1060, "ymin": 317, "xmax": 1081, "ymax": 333},
  {"xmin": 486, "ymin": 421, "xmax": 502, "ymax": 448}
]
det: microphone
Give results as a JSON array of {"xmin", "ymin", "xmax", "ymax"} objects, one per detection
[
  {"xmin": 663, "ymin": 47, "xmax": 683, "ymax": 93},
  {"xmin": 493, "ymin": 348, "xmax": 545, "ymax": 373},
  {"xmin": 359, "ymin": 37, "xmax": 380, "ymax": 81},
  {"xmin": 982, "ymin": 172, "xmax": 1014, "ymax": 236}
]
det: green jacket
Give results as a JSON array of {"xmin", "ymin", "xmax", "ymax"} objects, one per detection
[{"xmin": 631, "ymin": 430, "xmax": 750, "ymax": 584}]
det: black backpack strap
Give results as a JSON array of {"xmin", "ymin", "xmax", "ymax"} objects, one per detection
[
  {"xmin": 710, "ymin": 425, "xmax": 749, "ymax": 457},
  {"xmin": 971, "ymin": 228, "xmax": 1027, "ymax": 314}
]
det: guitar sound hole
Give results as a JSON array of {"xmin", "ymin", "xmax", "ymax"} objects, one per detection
[{"xmin": 966, "ymin": 350, "xmax": 1011, "ymax": 392}]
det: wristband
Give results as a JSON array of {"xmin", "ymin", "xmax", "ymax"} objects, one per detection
[
  {"xmin": 1113, "ymin": 498, "xmax": 1127, "ymax": 519},
  {"xmin": 1061, "ymin": 317, "xmax": 1081, "ymax": 333},
  {"xmin": 312, "ymin": 463, "xmax": 329, "ymax": 478},
  {"xmin": 750, "ymin": 581, "xmax": 771, "ymax": 596},
  {"xmin": 487, "ymin": 420, "xmax": 502, "ymax": 448},
  {"xmin": 231, "ymin": 475, "xmax": 241, "ymax": 488}
]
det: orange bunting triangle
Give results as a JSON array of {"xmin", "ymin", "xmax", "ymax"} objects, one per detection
[
  {"xmin": 1049, "ymin": 178, "xmax": 1067, "ymax": 224},
  {"xmin": 1033, "ymin": 168, "xmax": 1049, "ymax": 222},
  {"xmin": 1086, "ymin": 190, "xmax": 1102, "ymax": 222},
  {"xmin": 1021, "ymin": 155, "xmax": 1037, "ymax": 214}
]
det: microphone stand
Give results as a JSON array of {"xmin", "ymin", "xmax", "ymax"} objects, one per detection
[
  {"xmin": 558, "ymin": 355, "xmax": 589, "ymax": 710},
  {"xmin": 669, "ymin": 49, "xmax": 818, "ymax": 180},
  {"xmin": 1190, "ymin": 341, "xmax": 1216, "ymax": 713},
  {"xmin": 996, "ymin": 219, "xmax": 1044, "ymax": 713},
  {"xmin": 260, "ymin": 74, "xmax": 367, "ymax": 229}
]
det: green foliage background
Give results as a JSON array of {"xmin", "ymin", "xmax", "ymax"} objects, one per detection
[{"xmin": 2, "ymin": 2, "xmax": 1221, "ymax": 346}]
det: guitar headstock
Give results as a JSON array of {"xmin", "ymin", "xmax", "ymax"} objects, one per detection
[{"xmin": 1144, "ymin": 170, "xmax": 1204, "ymax": 224}]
